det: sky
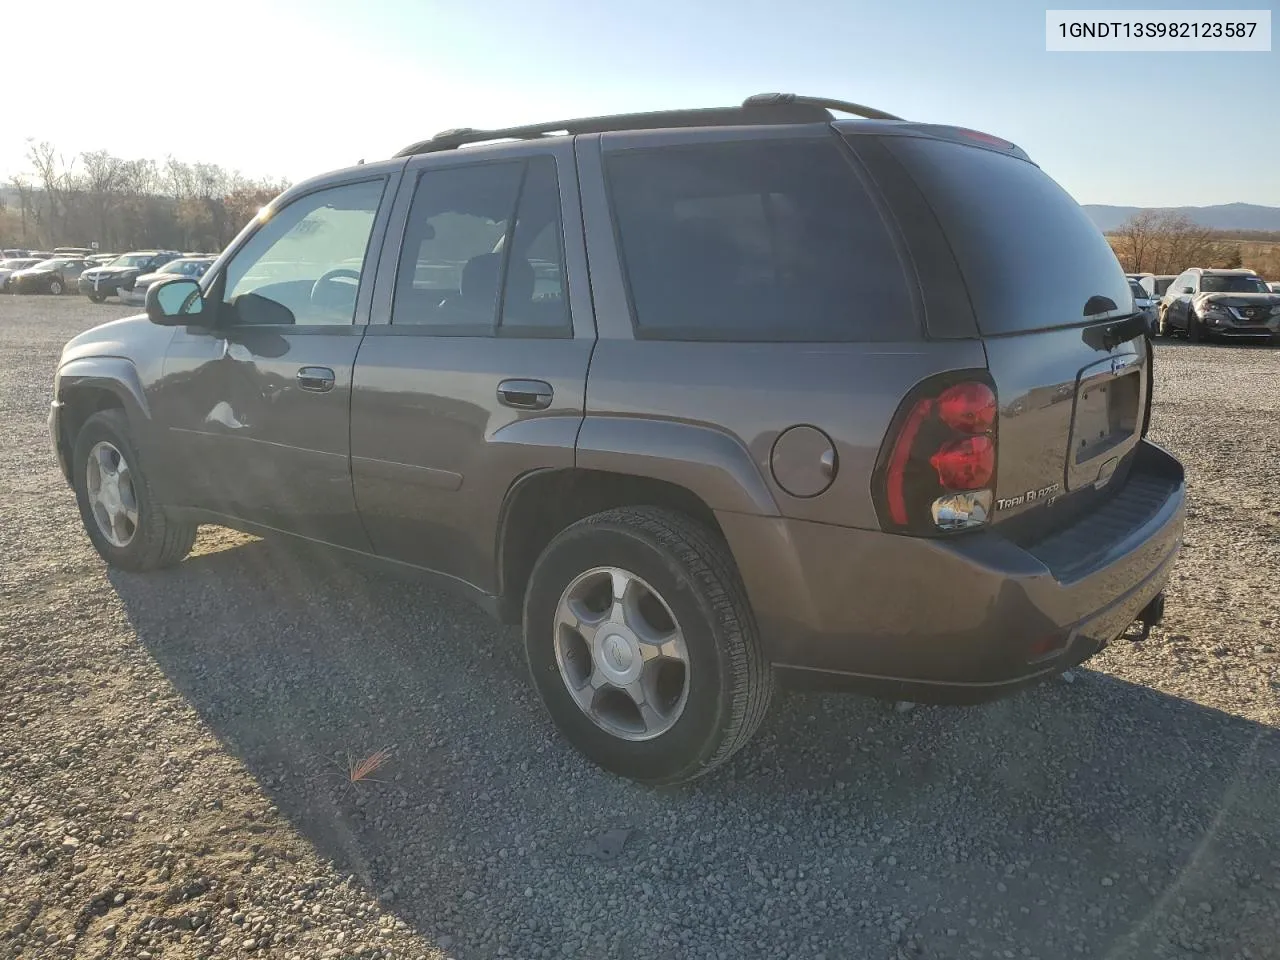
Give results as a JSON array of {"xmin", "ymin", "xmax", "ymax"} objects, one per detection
[{"xmin": 2, "ymin": 0, "xmax": 1276, "ymax": 207}]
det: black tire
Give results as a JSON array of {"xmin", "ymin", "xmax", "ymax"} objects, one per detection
[
  {"xmin": 72, "ymin": 409, "xmax": 197, "ymax": 571},
  {"xmin": 87, "ymin": 292, "xmax": 105, "ymax": 304},
  {"xmin": 48, "ymin": 279, "xmax": 64, "ymax": 295},
  {"xmin": 523, "ymin": 506, "xmax": 772, "ymax": 784},
  {"xmin": 1187, "ymin": 313, "xmax": 1206, "ymax": 343}
]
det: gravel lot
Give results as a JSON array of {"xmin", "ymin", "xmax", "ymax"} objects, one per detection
[{"xmin": 2, "ymin": 295, "xmax": 1278, "ymax": 960}]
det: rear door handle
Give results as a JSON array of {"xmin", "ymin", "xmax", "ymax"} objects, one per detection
[
  {"xmin": 297, "ymin": 366, "xmax": 336, "ymax": 393},
  {"xmin": 497, "ymin": 379, "xmax": 553, "ymax": 410}
]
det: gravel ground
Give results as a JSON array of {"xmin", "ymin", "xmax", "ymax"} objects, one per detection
[{"xmin": 2, "ymin": 295, "xmax": 1278, "ymax": 960}]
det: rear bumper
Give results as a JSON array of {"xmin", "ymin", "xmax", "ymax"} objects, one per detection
[{"xmin": 718, "ymin": 440, "xmax": 1185, "ymax": 704}]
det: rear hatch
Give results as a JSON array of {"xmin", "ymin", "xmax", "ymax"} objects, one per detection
[{"xmin": 863, "ymin": 132, "xmax": 1149, "ymax": 537}]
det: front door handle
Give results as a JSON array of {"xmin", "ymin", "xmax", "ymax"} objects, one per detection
[
  {"xmin": 297, "ymin": 366, "xmax": 336, "ymax": 393},
  {"xmin": 497, "ymin": 379, "xmax": 553, "ymax": 410}
]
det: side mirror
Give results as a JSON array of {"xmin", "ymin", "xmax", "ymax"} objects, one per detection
[{"xmin": 146, "ymin": 278, "xmax": 208, "ymax": 326}]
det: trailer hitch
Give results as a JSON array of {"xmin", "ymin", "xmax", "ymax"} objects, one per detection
[{"xmin": 1127, "ymin": 592, "xmax": 1166, "ymax": 642}]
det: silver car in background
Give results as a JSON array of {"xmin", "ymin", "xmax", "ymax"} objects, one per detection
[
  {"xmin": 1129, "ymin": 278, "xmax": 1159, "ymax": 335},
  {"xmin": 117, "ymin": 256, "xmax": 216, "ymax": 306}
]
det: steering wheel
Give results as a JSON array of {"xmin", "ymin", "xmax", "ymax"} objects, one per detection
[{"xmin": 310, "ymin": 268, "xmax": 361, "ymax": 313}]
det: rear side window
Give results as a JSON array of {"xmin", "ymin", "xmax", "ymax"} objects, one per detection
[
  {"xmin": 606, "ymin": 138, "xmax": 913, "ymax": 342},
  {"xmin": 883, "ymin": 137, "xmax": 1131, "ymax": 335},
  {"xmin": 392, "ymin": 157, "xmax": 571, "ymax": 337}
]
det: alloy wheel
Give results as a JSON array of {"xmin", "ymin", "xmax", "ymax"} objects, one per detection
[
  {"xmin": 552, "ymin": 566, "xmax": 690, "ymax": 741},
  {"xmin": 85, "ymin": 441, "xmax": 139, "ymax": 547}
]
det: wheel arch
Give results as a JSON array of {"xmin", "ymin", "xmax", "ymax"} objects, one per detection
[
  {"xmin": 494, "ymin": 467, "xmax": 735, "ymax": 625},
  {"xmin": 56, "ymin": 358, "xmax": 151, "ymax": 479}
]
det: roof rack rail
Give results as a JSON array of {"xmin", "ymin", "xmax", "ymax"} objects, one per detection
[
  {"xmin": 393, "ymin": 93, "xmax": 902, "ymax": 158},
  {"xmin": 740, "ymin": 93, "xmax": 903, "ymax": 122}
]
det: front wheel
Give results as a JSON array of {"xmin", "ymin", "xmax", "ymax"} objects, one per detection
[
  {"xmin": 72, "ymin": 409, "xmax": 197, "ymax": 571},
  {"xmin": 523, "ymin": 507, "xmax": 772, "ymax": 784},
  {"xmin": 48, "ymin": 279, "xmax": 64, "ymax": 295},
  {"xmin": 87, "ymin": 292, "xmax": 106, "ymax": 303}
]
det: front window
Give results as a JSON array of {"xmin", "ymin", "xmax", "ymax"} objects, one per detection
[
  {"xmin": 221, "ymin": 179, "xmax": 385, "ymax": 326},
  {"xmin": 1128, "ymin": 280, "xmax": 1145, "ymax": 300},
  {"xmin": 1200, "ymin": 275, "xmax": 1268, "ymax": 294}
]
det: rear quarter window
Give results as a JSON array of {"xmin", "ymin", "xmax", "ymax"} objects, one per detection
[
  {"xmin": 883, "ymin": 136, "xmax": 1131, "ymax": 335},
  {"xmin": 605, "ymin": 137, "xmax": 915, "ymax": 342}
]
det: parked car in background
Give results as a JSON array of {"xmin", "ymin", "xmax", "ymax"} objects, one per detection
[
  {"xmin": 53, "ymin": 246, "xmax": 96, "ymax": 258},
  {"xmin": 1159, "ymin": 268, "xmax": 1280, "ymax": 341},
  {"xmin": 78, "ymin": 250, "xmax": 182, "ymax": 302},
  {"xmin": 117, "ymin": 256, "xmax": 216, "ymax": 306},
  {"xmin": 1140, "ymin": 274, "xmax": 1177, "ymax": 299},
  {"xmin": 86, "ymin": 253, "xmax": 118, "ymax": 265},
  {"xmin": 50, "ymin": 93, "xmax": 1184, "ymax": 783},
  {"xmin": 1129, "ymin": 278, "xmax": 1158, "ymax": 334},
  {"xmin": 2, "ymin": 248, "xmax": 34, "ymax": 259},
  {"xmin": 0, "ymin": 257, "xmax": 45, "ymax": 291},
  {"xmin": 29, "ymin": 251, "xmax": 54, "ymax": 260},
  {"xmin": 8, "ymin": 257, "xmax": 94, "ymax": 295}
]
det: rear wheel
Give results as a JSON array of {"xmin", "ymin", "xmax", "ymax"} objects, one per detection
[
  {"xmin": 72, "ymin": 409, "xmax": 197, "ymax": 571},
  {"xmin": 523, "ymin": 506, "xmax": 772, "ymax": 784}
]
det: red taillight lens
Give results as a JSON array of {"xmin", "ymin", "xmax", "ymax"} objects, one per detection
[
  {"xmin": 885, "ymin": 398, "xmax": 934, "ymax": 525},
  {"xmin": 930, "ymin": 436, "xmax": 995, "ymax": 490},
  {"xmin": 876, "ymin": 375, "xmax": 998, "ymax": 534},
  {"xmin": 937, "ymin": 382, "xmax": 996, "ymax": 434}
]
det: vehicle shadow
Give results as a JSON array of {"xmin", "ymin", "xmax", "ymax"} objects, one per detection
[{"xmin": 109, "ymin": 534, "xmax": 1280, "ymax": 959}]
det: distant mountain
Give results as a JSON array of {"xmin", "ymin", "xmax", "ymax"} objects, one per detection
[{"xmin": 1083, "ymin": 203, "xmax": 1280, "ymax": 234}]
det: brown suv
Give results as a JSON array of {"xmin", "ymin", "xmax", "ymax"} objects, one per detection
[{"xmin": 50, "ymin": 94, "xmax": 1185, "ymax": 783}]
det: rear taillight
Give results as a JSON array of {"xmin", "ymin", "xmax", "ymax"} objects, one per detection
[{"xmin": 875, "ymin": 374, "xmax": 997, "ymax": 535}]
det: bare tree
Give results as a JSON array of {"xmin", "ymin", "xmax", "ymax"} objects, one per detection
[
  {"xmin": 11, "ymin": 174, "xmax": 36, "ymax": 244},
  {"xmin": 1157, "ymin": 214, "xmax": 1219, "ymax": 274},
  {"xmin": 1112, "ymin": 211, "xmax": 1226, "ymax": 275},
  {"xmin": 81, "ymin": 150, "xmax": 126, "ymax": 249},
  {"xmin": 27, "ymin": 140, "xmax": 77, "ymax": 243},
  {"xmin": 1216, "ymin": 246, "xmax": 1243, "ymax": 269},
  {"xmin": 1112, "ymin": 210, "xmax": 1162, "ymax": 273},
  {"xmin": 2, "ymin": 140, "xmax": 288, "ymax": 251}
]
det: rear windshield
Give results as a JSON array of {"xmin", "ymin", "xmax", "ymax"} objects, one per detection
[
  {"xmin": 606, "ymin": 137, "xmax": 914, "ymax": 342},
  {"xmin": 883, "ymin": 136, "xmax": 1131, "ymax": 335}
]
